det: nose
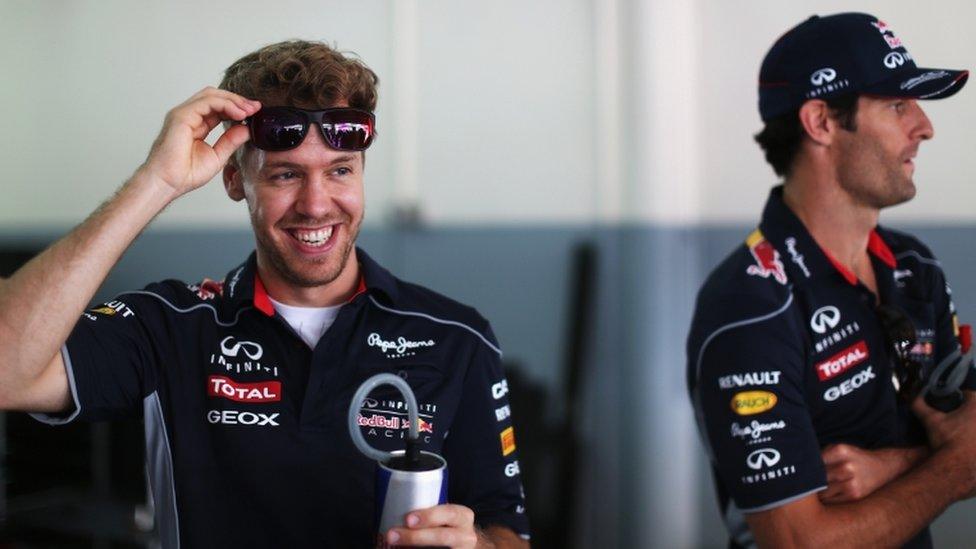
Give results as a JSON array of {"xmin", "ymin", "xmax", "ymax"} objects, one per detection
[
  {"xmin": 910, "ymin": 100, "xmax": 934, "ymax": 141},
  {"xmin": 294, "ymin": 174, "xmax": 334, "ymax": 220}
]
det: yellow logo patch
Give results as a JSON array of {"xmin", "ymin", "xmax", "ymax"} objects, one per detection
[
  {"xmin": 500, "ymin": 426, "xmax": 516, "ymax": 456},
  {"xmin": 730, "ymin": 391, "xmax": 777, "ymax": 416}
]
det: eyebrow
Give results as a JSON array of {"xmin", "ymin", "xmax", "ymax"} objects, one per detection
[{"xmin": 260, "ymin": 155, "xmax": 359, "ymax": 171}]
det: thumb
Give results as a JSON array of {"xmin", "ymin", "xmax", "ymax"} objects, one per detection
[{"xmin": 211, "ymin": 124, "xmax": 252, "ymax": 167}]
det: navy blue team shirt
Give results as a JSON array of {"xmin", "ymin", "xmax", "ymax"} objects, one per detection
[
  {"xmin": 33, "ymin": 248, "xmax": 529, "ymax": 548},
  {"xmin": 687, "ymin": 186, "xmax": 975, "ymax": 549}
]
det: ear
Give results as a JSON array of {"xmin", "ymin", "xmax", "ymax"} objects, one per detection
[
  {"xmin": 797, "ymin": 99, "xmax": 838, "ymax": 146},
  {"xmin": 223, "ymin": 161, "xmax": 246, "ymax": 202}
]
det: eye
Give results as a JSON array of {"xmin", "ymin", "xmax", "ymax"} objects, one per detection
[
  {"xmin": 332, "ymin": 166, "xmax": 354, "ymax": 177},
  {"xmin": 271, "ymin": 170, "xmax": 299, "ymax": 181},
  {"xmin": 890, "ymin": 101, "xmax": 906, "ymax": 114}
]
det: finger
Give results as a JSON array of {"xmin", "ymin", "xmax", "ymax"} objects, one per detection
[
  {"xmin": 911, "ymin": 394, "xmax": 941, "ymax": 422},
  {"xmin": 177, "ymin": 95, "xmax": 257, "ymax": 130},
  {"xmin": 387, "ymin": 526, "xmax": 476, "ymax": 548},
  {"xmin": 187, "ymin": 86, "xmax": 260, "ymax": 113},
  {"xmin": 825, "ymin": 465, "xmax": 853, "ymax": 483},
  {"xmin": 405, "ymin": 504, "xmax": 474, "ymax": 529},
  {"xmin": 821, "ymin": 444, "xmax": 847, "ymax": 465},
  {"xmin": 211, "ymin": 125, "xmax": 252, "ymax": 166}
]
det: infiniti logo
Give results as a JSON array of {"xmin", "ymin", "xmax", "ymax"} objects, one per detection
[
  {"xmin": 746, "ymin": 448, "xmax": 781, "ymax": 470},
  {"xmin": 810, "ymin": 68, "xmax": 837, "ymax": 86},
  {"xmin": 220, "ymin": 336, "xmax": 263, "ymax": 360},
  {"xmin": 884, "ymin": 52, "xmax": 905, "ymax": 69},
  {"xmin": 810, "ymin": 306, "xmax": 841, "ymax": 334}
]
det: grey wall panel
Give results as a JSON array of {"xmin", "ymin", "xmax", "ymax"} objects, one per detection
[{"xmin": 3, "ymin": 223, "xmax": 976, "ymax": 546}]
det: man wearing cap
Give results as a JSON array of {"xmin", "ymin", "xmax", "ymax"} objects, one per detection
[
  {"xmin": 0, "ymin": 41, "xmax": 529, "ymax": 548},
  {"xmin": 688, "ymin": 12, "xmax": 976, "ymax": 548}
]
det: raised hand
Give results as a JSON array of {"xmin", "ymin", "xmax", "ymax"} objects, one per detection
[{"xmin": 139, "ymin": 87, "xmax": 260, "ymax": 197}]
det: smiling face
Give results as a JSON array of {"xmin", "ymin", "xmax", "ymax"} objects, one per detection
[
  {"xmin": 226, "ymin": 123, "xmax": 365, "ymax": 293},
  {"xmin": 832, "ymin": 96, "xmax": 934, "ymax": 209}
]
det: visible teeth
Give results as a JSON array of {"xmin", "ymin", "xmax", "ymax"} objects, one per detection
[{"xmin": 294, "ymin": 227, "xmax": 334, "ymax": 246}]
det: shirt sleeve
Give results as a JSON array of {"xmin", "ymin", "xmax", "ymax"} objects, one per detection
[
  {"xmin": 692, "ymin": 306, "xmax": 827, "ymax": 513},
  {"xmin": 31, "ymin": 292, "xmax": 160, "ymax": 425},
  {"xmin": 441, "ymin": 324, "xmax": 530, "ymax": 540},
  {"xmin": 926, "ymin": 255, "xmax": 976, "ymax": 390}
]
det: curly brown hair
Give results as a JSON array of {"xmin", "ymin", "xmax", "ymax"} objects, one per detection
[{"xmin": 219, "ymin": 40, "xmax": 378, "ymax": 111}]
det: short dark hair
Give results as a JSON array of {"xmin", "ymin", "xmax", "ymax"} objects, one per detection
[{"xmin": 754, "ymin": 94, "xmax": 859, "ymax": 177}]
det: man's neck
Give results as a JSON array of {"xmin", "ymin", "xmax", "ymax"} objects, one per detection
[
  {"xmin": 256, "ymin": 252, "xmax": 361, "ymax": 308},
  {"xmin": 782, "ymin": 172, "xmax": 880, "ymax": 284}
]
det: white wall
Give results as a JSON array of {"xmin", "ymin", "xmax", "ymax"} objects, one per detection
[
  {"xmin": 698, "ymin": 1, "xmax": 976, "ymax": 224},
  {"xmin": 0, "ymin": 0, "xmax": 596, "ymax": 229},
  {"xmin": 3, "ymin": 1, "xmax": 975, "ymax": 230}
]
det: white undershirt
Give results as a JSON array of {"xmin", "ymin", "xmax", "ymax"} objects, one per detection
[{"xmin": 269, "ymin": 297, "xmax": 342, "ymax": 349}]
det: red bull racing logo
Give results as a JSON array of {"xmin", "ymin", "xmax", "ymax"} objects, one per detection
[{"xmin": 745, "ymin": 229, "xmax": 787, "ymax": 285}]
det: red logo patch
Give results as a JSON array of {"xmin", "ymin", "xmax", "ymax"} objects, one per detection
[
  {"xmin": 207, "ymin": 375, "xmax": 281, "ymax": 403},
  {"xmin": 815, "ymin": 341, "xmax": 869, "ymax": 381},
  {"xmin": 745, "ymin": 230, "xmax": 787, "ymax": 285}
]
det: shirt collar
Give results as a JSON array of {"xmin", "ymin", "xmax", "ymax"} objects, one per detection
[
  {"xmin": 757, "ymin": 185, "xmax": 896, "ymax": 287},
  {"xmin": 223, "ymin": 247, "xmax": 398, "ymax": 316}
]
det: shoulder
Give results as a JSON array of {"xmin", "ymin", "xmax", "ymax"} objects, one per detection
[
  {"xmin": 692, "ymin": 242, "xmax": 796, "ymax": 339},
  {"xmin": 371, "ymin": 277, "xmax": 499, "ymax": 354},
  {"xmin": 108, "ymin": 277, "xmax": 236, "ymax": 320},
  {"xmin": 876, "ymin": 226, "xmax": 942, "ymax": 268}
]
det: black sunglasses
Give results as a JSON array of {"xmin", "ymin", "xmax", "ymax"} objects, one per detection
[
  {"xmin": 876, "ymin": 304, "xmax": 923, "ymax": 400},
  {"xmin": 242, "ymin": 106, "xmax": 375, "ymax": 152}
]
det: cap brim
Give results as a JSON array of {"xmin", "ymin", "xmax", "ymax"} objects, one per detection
[{"xmin": 864, "ymin": 67, "xmax": 969, "ymax": 100}]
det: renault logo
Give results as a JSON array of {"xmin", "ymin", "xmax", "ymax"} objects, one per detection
[
  {"xmin": 810, "ymin": 68, "xmax": 837, "ymax": 86},
  {"xmin": 810, "ymin": 306, "xmax": 841, "ymax": 334},
  {"xmin": 746, "ymin": 448, "xmax": 781, "ymax": 470}
]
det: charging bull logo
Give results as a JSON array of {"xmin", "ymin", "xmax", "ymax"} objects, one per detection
[{"xmin": 745, "ymin": 230, "xmax": 788, "ymax": 285}]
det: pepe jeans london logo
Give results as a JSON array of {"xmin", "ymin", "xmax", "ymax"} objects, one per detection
[{"xmin": 367, "ymin": 332, "xmax": 436, "ymax": 358}]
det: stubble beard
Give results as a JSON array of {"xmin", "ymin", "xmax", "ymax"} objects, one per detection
[
  {"xmin": 254, "ymin": 216, "xmax": 362, "ymax": 289},
  {"xmin": 836, "ymin": 134, "xmax": 916, "ymax": 210}
]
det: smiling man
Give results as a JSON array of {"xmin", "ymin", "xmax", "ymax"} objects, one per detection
[
  {"xmin": 0, "ymin": 41, "xmax": 529, "ymax": 548},
  {"xmin": 687, "ymin": 13, "xmax": 976, "ymax": 548}
]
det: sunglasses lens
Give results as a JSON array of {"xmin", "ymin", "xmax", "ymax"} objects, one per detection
[
  {"xmin": 320, "ymin": 110, "xmax": 374, "ymax": 151},
  {"xmin": 250, "ymin": 108, "xmax": 308, "ymax": 151}
]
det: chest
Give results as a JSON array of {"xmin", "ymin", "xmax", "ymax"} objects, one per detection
[
  {"xmin": 157, "ymin": 308, "xmax": 471, "ymax": 466},
  {"xmin": 796, "ymin": 283, "xmax": 935, "ymax": 446}
]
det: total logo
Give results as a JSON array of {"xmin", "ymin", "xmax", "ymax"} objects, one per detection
[
  {"xmin": 210, "ymin": 336, "xmax": 278, "ymax": 377},
  {"xmin": 823, "ymin": 366, "xmax": 876, "ymax": 402},
  {"xmin": 730, "ymin": 391, "xmax": 777, "ymax": 416},
  {"xmin": 504, "ymin": 460, "xmax": 521, "ymax": 478},
  {"xmin": 206, "ymin": 410, "xmax": 280, "ymax": 427},
  {"xmin": 810, "ymin": 306, "xmax": 841, "ymax": 334},
  {"xmin": 207, "ymin": 375, "xmax": 281, "ymax": 403},
  {"xmin": 814, "ymin": 340, "xmax": 869, "ymax": 381}
]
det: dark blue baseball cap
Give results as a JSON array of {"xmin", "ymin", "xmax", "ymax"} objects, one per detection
[{"xmin": 759, "ymin": 13, "xmax": 968, "ymax": 121}]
